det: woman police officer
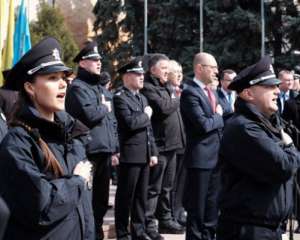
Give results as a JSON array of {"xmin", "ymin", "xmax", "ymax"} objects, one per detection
[{"xmin": 0, "ymin": 37, "xmax": 94, "ymax": 240}]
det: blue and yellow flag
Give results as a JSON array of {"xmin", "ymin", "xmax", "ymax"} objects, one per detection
[{"xmin": 13, "ymin": 0, "xmax": 31, "ymax": 65}]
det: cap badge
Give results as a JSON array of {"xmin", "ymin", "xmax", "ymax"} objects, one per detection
[
  {"xmin": 52, "ymin": 48, "xmax": 61, "ymax": 61},
  {"xmin": 269, "ymin": 64, "xmax": 275, "ymax": 73}
]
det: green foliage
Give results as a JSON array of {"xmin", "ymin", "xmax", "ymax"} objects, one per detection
[
  {"xmin": 93, "ymin": 0, "xmax": 300, "ymax": 75},
  {"xmin": 30, "ymin": 2, "xmax": 78, "ymax": 68}
]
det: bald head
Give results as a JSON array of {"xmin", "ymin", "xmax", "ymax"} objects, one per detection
[
  {"xmin": 193, "ymin": 52, "xmax": 218, "ymax": 85},
  {"xmin": 193, "ymin": 52, "xmax": 216, "ymax": 68}
]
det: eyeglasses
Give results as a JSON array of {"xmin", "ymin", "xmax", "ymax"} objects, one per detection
[{"xmin": 200, "ymin": 64, "xmax": 218, "ymax": 70}]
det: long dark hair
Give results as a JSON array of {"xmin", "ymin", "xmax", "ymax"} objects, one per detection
[{"xmin": 10, "ymin": 88, "xmax": 64, "ymax": 178}]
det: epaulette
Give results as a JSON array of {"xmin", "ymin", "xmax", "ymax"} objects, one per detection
[{"xmin": 114, "ymin": 89, "xmax": 124, "ymax": 96}]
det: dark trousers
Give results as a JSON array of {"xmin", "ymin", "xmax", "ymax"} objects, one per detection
[
  {"xmin": 146, "ymin": 150, "xmax": 177, "ymax": 232},
  {"xmin": 217, "ymin": 221, "xmax": 282, "ymax": 240},
  {"xmin": 88, "ymin": 153, "xmax": 111, "ymax": 229},
  {"xmin": 171, "ymin": 153, "xmax": 186, "ymax": 220},
  {"xmin": 294, "ymin": 170, "xmax": 300, "ymax": 222},
  {"xmin": 184, "ymin": 168, "xmax": 220, "ymax": 240},
  {"xmin": 115, "ymin": 163, "xmax": 150, "ymax": 239},
  {"xmin": 0, "ymin": 197, "xmax": 9, "ymax": 240}
]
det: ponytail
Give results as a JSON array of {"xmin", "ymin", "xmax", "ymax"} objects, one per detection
[{"xmin": 11, "ymin": 120, "xmax": 64, "ymax": 178}]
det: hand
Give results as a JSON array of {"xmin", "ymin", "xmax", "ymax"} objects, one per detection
[
  {"xmin": 101, "ymin": 95, "xmax": 112, "ymax": 112},
  {"xmin": 149, "ymin": 156, "xmax": 158, "ymax": 167},
  {"xmin": 144, "ymin": 106, "xmax": 153, "ymax": 119},
  {"xmin": 216, "ymin": 104, "xmax": 223, "ymax": 116},
  {"xmin": 73, "ymin": 161, "xmax": 93, "ymax": 183},
  {"xmin": 281, "ymin": 129, "xmax": 293, "ymax": 146},
  {"xmin": 111, "ymin": 154, "xmax": 119, "ymax": 166},
  {"xmin": 171, "ymin": 92, "xmax": 177, "ymax": 99},
  {"xmin": 175, "ymin": 86, "xmax": 182, "ymax": 97}
]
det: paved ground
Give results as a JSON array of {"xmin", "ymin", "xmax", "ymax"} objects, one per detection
[{"xmin": 103, "ymin": 184, "xmax": 300, "ymax": 240}]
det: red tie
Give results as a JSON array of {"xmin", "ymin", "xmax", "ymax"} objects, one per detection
[{"xmin": 204, "ymin": 86, "xmax": 216, "ymax": 112}]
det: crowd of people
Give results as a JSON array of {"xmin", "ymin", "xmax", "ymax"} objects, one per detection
[{"xmin": 0, "ymin": 36, "xmax": 300, "ymax": 240}]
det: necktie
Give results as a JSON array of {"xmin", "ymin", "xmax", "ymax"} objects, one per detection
[
  {"xmin": 204, "ymin": 86, "xmax": 216, "ymax": 112},
  {"xmin": 135, "ymin": 93, "xmax": 142, "ymax": 106}
]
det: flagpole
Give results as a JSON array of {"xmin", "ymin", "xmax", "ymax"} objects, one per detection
[
  {"xmin": 261, "ymin": 0, "xmax": 265, "ymax": 58},
  {"xmin": 200, "ymin": 0, "xmax": 203, "ymax": 52},
  {"xmin": 144, "ymin": 0, "xmax": 148, "ymax": 55}
]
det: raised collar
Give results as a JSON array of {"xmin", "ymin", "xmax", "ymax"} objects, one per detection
[{"xmin": 77, "ymin": 67, "xmax": 101, "ymax": 85}]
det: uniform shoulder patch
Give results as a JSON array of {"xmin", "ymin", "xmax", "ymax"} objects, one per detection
[{"xmin": 114, "ymin": 90, "xmax": 124, "ymax": 96}]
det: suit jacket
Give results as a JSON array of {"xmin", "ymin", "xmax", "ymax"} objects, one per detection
[
  {"xmin": 277, "ymin": 90, "xmax": 298, "ymax": 114},
  {"xmin": 113, "ymin": 87, "xmax": 158, "ymax": 164},
  {"xmin": 282, "ymin": 94, "xmax": 300, "ymax": 130},
  {"xmin": 180, "ymin": 80, "xmax": 224, "ymax": 169},
  {"xmin": 216, "ymin": 87, "xmax": 234, "ymax": 121}
]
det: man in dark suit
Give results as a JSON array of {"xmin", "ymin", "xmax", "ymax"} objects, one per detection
[
  {"xmin": 113, "ymin": 59, "xmax": 158, "ymax": 240},
  {"xmin": 277, "ymin": 70, "xmax": 298, "ymax": 114},
  {"xmin": 180, "ymin": 52, "xmax": 224, "ymax": 240},
  {"xmin": 141, "ymin": 54, "xmax": 185, "ymax": 238},
  {"xmin": 217, "ymin": 69, "xmax": 237, "ymax": 121}
]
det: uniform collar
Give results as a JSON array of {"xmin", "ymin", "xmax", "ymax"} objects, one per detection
[
  {"xmin": 16, "ymin": 104, "xmax": 72, "ymax": 142},
  {"xmin": 77, "ymin": 67, "xmax": 101, "ymax": 85}
]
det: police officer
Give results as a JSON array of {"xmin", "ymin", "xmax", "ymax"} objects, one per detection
[
  {"xmin": 217, "ymin": 56, "xmax": 300, "ymax": 240},
  {"xmin": 65, "ymin": 41, "xmax": 119, "ymax": 239},
  {"xmin": 113, "ymin": 59, "xmax": 158, "ymax": 240},
  {"xmin": 0, "ymin": 37, "xmax": 94, "ymax": 240}
]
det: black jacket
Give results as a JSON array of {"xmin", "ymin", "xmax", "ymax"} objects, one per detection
[
  {"xmin": 65, "ymin": 67, "xmax": 119, "ymax": 155},
  {"xmin": 113, "ymin": 87, "xmax": 158, "ymax": 164},
  {"xmin": 141, "ymin": 74, "xmax": 184, "ymax": 152},
  {"xmin": 219, "ymin": 97, "xmax": 300, "ymax": 228},
  {"xmin": 0, "ymin": 105, "xmax": 94, "ymax": 240},
  {"xmin": 282, "ymin": 94, "xmax": 300, "ymax": 130},
  {"xmin": 277, "ymin": 89, "xmax": 298, "ymax": 114}
]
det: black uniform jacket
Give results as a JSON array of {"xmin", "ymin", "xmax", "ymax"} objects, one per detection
[
  {"xmin": 0, "ymin": 104, "xmax": 94, "ymax": 240},
  {"xmin": 219, "ymin": 97, "xmax": 300, "ymax": 228},
  {"xmin": 66, "ymin": 67, "xmax": 119, "ymax": 155},
  {"xmin": 180, "ymin": 80, "xmax": 223, "ymax": 169},
  {"xmin": 141, "ymin": 74, "xmax": 184, "ymax": 153},
  {"xmin": 113, "ymin": 87, "xmax": 158, "ymax": 164}
]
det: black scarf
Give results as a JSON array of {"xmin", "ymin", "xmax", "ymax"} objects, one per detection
[{"xmin": 234, "ymin": 97, "xmax": 282, "ymax": 139}]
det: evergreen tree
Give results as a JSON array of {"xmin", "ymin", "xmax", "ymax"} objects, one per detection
[
  {"xmin": 93, "ymin": 0, "xmax": 300, "ymax": 75},
  {"xmin": 30, "ymin": 2, "xmax": 78, "ymax": 68}
]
